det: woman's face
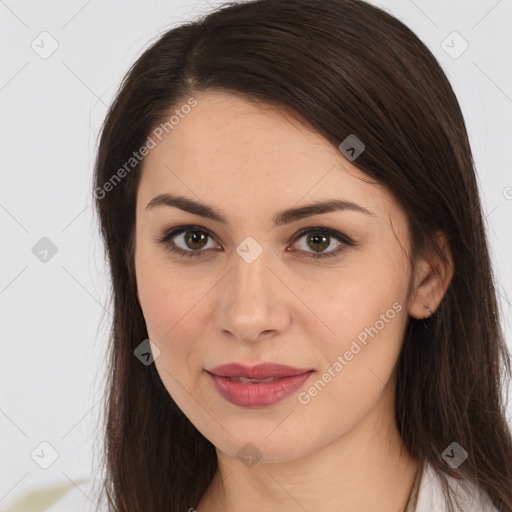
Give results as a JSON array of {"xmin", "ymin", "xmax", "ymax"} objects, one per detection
[{"xmin": 134, "ymin": 90, "xmax": 424, "ymax": 462}]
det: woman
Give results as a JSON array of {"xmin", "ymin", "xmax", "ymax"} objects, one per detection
[{"xmin": 48, "ymin": 0, "xmax": 512, "ymax": 510}]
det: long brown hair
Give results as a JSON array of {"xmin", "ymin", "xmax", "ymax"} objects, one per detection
[{"xmin": 92, "ymin": 1, "xmax": 512, "ymax": 510}]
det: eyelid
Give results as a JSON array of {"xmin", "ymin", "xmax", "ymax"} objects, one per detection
[{"xmin": 290, "ymin": 226, "xmax": 354, "ymax": 246}]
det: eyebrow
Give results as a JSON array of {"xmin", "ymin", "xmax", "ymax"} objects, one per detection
[{"xmin": 145, "ymin": 193, "xmax": 375, "ymax": 226}]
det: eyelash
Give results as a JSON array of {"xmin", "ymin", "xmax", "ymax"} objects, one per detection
[{"xmin": 157, "ymin": 225, "xmax": 355, "ymax": 261}]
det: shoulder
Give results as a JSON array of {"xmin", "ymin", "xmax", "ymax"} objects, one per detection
[
  {"xmin": 42, "ymin": 479, "xmax": 108, "ymax": 512},
  {"xmin": 415, "ymin": 462, "xmax": 499, "ymax": 512}
]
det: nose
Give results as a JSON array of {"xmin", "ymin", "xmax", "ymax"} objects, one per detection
[{"xmin": 214, "ymin": 248, "xmax": 291, "ymax": 344}]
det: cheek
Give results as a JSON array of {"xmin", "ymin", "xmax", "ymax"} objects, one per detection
[
  {"xmin": 306, "ymin": 261, "xmax": 409, "ymax": 382},
  {"xmin": 135, "ymin": 258, "xmax": 214, "ymax": 392},
  {"xmin": 138, "ymin": 275, "xmax": 201, "ymax": 346},
  {"xmin": 136, "ymin": 266, "xmax": 205, "ymax": 402},
  {"xmin": 135, "ymin": 244, "xmax": 198, "ymax": 339},
  {"xmin": 293, "ymin": 282, "xmax": 407, "ymax": 441}
]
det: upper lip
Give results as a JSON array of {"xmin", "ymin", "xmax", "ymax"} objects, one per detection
[{"xmin": 206, "ymin": 363, "xmax": 312, "ymax": 379}]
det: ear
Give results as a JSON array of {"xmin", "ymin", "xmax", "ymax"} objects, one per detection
[{"xmin": 408, "ymin": 230, "xmax": 454, "ymax": 319}]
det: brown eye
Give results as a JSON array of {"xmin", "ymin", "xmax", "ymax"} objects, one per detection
[
  {"xmin": 157, "ymin": 226, "xmax": 220, "ymax": 259},
  {"xmin": 290, "ymin": 227, "xmax": 354, "ymax": 259},
  {"xmin": 305, "ymin": 233, "xmax": 331, "ymax": 253},
  {"xmin": 157, "ymin": 225, "xmax": 354, "ymax": 261},
  {"xmin": 183, "ymin": 231, "xmax": 209, "ymax": 250}
]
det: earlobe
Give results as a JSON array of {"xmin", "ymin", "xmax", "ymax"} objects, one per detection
[{"xmin": 408, "ymin": 230, "xmax": 454, "ymax": 319}]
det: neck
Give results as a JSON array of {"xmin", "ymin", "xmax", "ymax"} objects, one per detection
[{"xmin": 197, "ymin": 389, "xmax": 419, "ymax": 512}]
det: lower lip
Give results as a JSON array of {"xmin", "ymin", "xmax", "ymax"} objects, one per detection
[{"xmin": 207, "ymin": 371, "xmax": 314, "ymax": 407}]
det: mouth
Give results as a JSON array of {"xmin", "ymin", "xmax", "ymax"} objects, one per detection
[
  {"xmin": 205, "ymin": 363, "xmax": 314, "ymax": 407},
  {"xmin": 207, "ymin": 362, "xmax": 312, "ymax": 379},
  {"xmin": 224, "ymin": 376, "xmax": 281, "ymax": 383}
]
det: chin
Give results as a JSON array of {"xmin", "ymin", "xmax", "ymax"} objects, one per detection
[{"xmin": 203, "ymin": 421, "xmax": 317, "ymax": 465}]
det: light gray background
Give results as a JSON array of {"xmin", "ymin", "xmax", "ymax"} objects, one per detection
[{"xmin": 1, "ymin": 0, "xmax": 511, "ymax": 506}]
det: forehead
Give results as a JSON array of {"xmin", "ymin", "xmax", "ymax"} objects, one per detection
[{"xmin": 137, "ymin": 90, "xmax": 400, "ymax": 223}]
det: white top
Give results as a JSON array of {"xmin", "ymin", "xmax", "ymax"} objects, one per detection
[{"xmin": 43, "ymin": 463, "xmax": 499, "ymax": 511}]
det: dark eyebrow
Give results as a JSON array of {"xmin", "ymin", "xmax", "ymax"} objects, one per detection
[{"xmin": 145, "ymin": 193, "xmax": 374, "ymax": 226}]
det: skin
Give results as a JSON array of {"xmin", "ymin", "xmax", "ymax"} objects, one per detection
[{"xmin": 134, "ymin": 90, "xmax": 453, "ymax": 512}]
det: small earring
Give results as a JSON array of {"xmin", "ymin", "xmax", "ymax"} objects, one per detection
[{"xmin": 420, "ymin": 304, "xmax": 433, "ymax": 332}]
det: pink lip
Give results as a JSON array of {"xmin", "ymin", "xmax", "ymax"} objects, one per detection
[{"xmin": 206, "ymin": 363, "xmax": 314, "ymax": 407}]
